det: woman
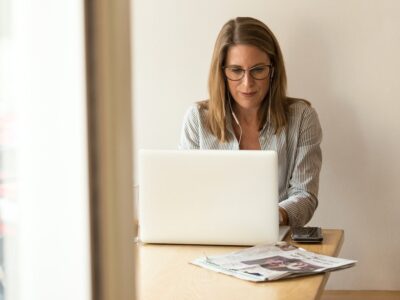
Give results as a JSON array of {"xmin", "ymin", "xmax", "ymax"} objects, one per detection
[{"xmin": 179, "ymin": 17, "xmax": 322, "ymax": 227}]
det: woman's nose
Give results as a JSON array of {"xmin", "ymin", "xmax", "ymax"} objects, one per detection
[{"xmin": 241, "ymin": 71, "xmax": 255, "ymax": 87}]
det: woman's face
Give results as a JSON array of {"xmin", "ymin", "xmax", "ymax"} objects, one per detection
[{"xmin": 225, "ymin": 44, "xmax": 271, "ymax": 112}]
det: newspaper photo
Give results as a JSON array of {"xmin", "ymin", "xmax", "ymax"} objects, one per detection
[{"xmin": 191, "ymin": 242, "xmax": 356, "ymax": 282}]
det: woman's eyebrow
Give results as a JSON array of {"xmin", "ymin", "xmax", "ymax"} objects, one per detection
[
  {"xmin": 225, "ymin": 62, "xmax": 269, "ymax": 68},
  {"xmin": 225, "ymin": 64, "xmax": 242, "ymax": 68}
]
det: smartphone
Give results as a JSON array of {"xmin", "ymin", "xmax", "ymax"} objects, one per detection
[{"xmin": 291, "ymin": 227, "xmax": 323, "ymax": 243}]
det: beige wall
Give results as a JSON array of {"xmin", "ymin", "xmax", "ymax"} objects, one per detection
[{"xmin": 132, "ymin": 0, "xmax": 400, "ymax": 290}]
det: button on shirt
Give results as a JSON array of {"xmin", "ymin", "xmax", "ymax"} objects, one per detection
[{"xmin": 179, "ymin": 101, "xmax": 322, "ymax": 226}]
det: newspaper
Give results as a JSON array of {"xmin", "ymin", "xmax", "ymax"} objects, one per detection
[{"xmin": 191, "ymin": 242, "xmax": 356, "ymax": 282}]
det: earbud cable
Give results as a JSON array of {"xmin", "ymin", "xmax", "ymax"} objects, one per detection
[{"xmin": 228, "ymin": 93, "xmax": 243, "ymax": 147}]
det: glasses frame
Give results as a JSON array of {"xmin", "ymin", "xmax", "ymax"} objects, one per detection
[{"xmin": 223, "ymin": 64, "xmax": 273, "ymax": 81}]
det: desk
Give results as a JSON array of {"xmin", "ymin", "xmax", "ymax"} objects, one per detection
[{"xmin": 135, "ymin": 229, "xmax": 344, "ymax": 300}]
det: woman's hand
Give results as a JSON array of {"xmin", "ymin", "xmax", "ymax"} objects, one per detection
[{"xmin": 279, "ymin": 207, "xmax": 289, "ymax": 225}]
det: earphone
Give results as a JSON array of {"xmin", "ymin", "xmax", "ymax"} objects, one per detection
[
  {"xmin": 268, "ymin": 67, "xmax": 274, "ymax": 124},
  {"xmin": 228, "ymin": 92, "xmax": 243, "ymax": 146},
  {"xmin": 230, "ymin": 100, "xmax": 240, "ymax": 125}
]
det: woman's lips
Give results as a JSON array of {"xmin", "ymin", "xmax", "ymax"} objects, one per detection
[{"xmin": 240, "ymin": 91, "xmax": 257, "ymax": 97}]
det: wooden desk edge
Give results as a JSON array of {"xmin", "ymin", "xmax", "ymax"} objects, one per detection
[{"xmin": 314, "ymin": 229, "xmax": 344, "ymax": 300}]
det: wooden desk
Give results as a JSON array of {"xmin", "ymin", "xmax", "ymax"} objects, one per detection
[{"xmin": 135, "ymin": 229, "xmax": 344, "ymax": 300}]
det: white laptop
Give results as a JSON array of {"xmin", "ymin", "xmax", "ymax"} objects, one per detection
[{"xmin": 138, "ymin": 150, "xmax": 282, "ymax": 246}]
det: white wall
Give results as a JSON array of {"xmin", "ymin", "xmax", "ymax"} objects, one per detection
[{"xmin": 132, "ymin": 0, "xmax": 400, "ymax": 290}]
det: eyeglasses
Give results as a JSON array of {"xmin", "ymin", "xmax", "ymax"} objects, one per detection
[{"xmin": 223, "ymin": 64, "xmax": 273, "ymax": 81}]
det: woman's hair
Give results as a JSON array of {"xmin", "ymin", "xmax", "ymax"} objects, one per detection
[{"xmin": 199, "ymin": 17, "xmax": 304, "ymax": 142}]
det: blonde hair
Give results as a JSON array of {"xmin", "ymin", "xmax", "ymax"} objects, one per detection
[{"xmin": 199, "ymin": 17, "xmax": 305, "ymax": 142}]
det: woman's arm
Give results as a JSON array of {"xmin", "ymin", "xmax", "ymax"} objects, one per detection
[{"xmin": 279, "ymin": 106, "xmax": 323, "ymax": 227}]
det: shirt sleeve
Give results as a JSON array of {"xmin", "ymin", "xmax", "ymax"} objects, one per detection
[
  {"xmin": 278, "ymin": 106, "xmax": 322, "ymax": 226},
  {"xmin": 179, "ymin": 105, "xmax": 201, "ymax": 150}
]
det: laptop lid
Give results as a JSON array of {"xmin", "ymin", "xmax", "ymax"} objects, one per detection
[{"xmin": 138, "ymin": 150, "xmax": 279, "ymax": 246}]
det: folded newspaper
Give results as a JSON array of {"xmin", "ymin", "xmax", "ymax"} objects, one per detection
[{"xmin": 191, "ymin": 242, "xmax": 356, "ymax": 282}]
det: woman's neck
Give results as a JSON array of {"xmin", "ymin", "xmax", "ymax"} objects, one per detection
[{"xmin": 233, "ymin": 105, "xmax": 259, "ymax": 127}]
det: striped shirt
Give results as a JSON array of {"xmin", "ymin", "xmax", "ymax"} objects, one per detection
[{"xmin": 179, "ymin": 100, "xmax": 322, "ymax": 227}]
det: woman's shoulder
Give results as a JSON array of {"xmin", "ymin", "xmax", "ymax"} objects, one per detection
[
  {"xmin": 286, "ymin": 97, "xmax": 321, "ymax": 135},
  {"xmin": 182, "ymin": 100, "xmax": 209, "ymax": 125},
  {"xmin": 287, "ymin": 97, "xmax": 317, "ymax": 118}
]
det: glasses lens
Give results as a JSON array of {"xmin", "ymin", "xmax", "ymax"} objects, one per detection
[
  {"xmin": 250, "ymin": 65, "xmax": 270, "ymax": 80},
  {"xmin": 224, "ymin": 67, "xmax": 244, "ymax": 81}
]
